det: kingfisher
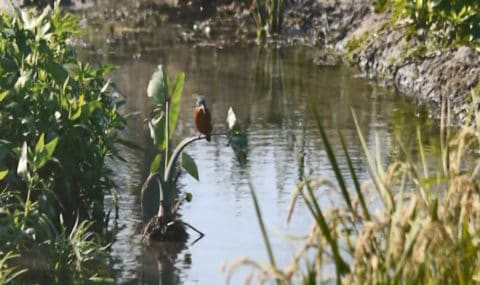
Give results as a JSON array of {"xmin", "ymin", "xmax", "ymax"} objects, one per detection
[{"xmin": 194, "ymin": 96, "xmax": 212, "ymax": 141}]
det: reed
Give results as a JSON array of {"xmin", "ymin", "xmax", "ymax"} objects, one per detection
[{"xmin": 227, "ymin": 93, "xmax": 480, "ymax": 283}]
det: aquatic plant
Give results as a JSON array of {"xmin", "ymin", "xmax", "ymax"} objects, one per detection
[
  {"xmin": 252, "ymin": 0, "xmax": 285, "ymax": 39},
  {"xmin": 141, "ymin": 66, "xmax": 244, "ymax": 243},
  {"xmin": 0, "ymin": 2, "xmax": 125, "ymax": 282},
  {"xmin": 226, "ymin": 94, "xmax": 480, "ymax": 283}
]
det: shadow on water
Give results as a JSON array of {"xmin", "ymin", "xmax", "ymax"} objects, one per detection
[{"xmin": 79, "ymin": 16, "xmax": 441, "ymax": 284}]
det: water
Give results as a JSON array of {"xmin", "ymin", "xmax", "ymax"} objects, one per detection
[{"xmin": 79, "ymin": 17, "xmax": 440, "ymax": 284}]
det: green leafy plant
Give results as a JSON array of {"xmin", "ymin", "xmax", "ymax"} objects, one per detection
[
  {"xmin": 373, "ymin": 0, "xmax": 480, "ymax": 46},
  {"xmin": 0, "ymin": 2, "xmax": 124, "ymax": 282},
  {"xmin": 141, "ymin": 66, "xmax": 244, "ymax": 242}
]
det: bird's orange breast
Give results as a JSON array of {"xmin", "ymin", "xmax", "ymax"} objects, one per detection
[{"xmin": 194, "ymin": 107, "xmax": 212, "ymax": 135}]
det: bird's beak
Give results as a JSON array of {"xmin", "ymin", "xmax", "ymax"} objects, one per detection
[{"xmin": 200, "ymin": 104, "xmax": 206, "ymax": 114}]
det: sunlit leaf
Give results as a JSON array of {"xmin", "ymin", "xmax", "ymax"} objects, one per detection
[
  {"xmin": 182, "ymin": 152, "xmax": 199, "ymax": 181},
  {"xmin": 227, "ymin": 107, "xmax": 239, "ymax": 131},
  {"xmin": 69, "ymin": 95, "xmax": 84, "ymax": 120},
  {"xmin": 168, "ymin": 72, "xmax": 185, "ymax": 137},
  {"xmin": 44, "ymin": 136, "xmax": 58, "ymax": 160},
  {"xmin": 17, "ymin": 141, "xmax": 28, "ymax": 175},
  {"xmin": 150, "ymin": 154, "xmax": 162, "ymax": 174},
  {"xmin": 0, "ymin": 169, "xmax": 8, "ymax": 180},
  {"xmin": 35, "ymin": 133, "xmax": 45, "ymax": 153},
  {"xmin": 15, "ymin": 69, "xmax": 32, "ymax": 90},
  {"xmin": 147, "ymin": 65, "xmax": 168, "ymax": 104},
  {"xmin": 0, "ymin": 91, "xmax": 9, "ymax": 102}
]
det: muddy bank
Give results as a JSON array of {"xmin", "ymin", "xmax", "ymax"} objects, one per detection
[{"xmin": 283, "ymin": 0, "xmax": 480, "ymax": 123}]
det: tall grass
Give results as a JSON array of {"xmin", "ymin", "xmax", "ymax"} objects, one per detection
[
  {"xmin": 227, "ymin": 94, "xmax": 480, "ymax": 283},
  {"xmin": 252, "ymin": 0, "xmax": 285, "ymax": 39}
]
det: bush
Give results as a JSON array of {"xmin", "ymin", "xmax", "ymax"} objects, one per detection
[
  {"xmin": 373, "ymin": 0, "xmax": 480, "ymax": 46},
  {"xmin": 0, "ymin": 3, "xmax": 125, "ymax": 282}
]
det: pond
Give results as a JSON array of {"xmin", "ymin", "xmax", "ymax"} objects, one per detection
[{"xmin": 79, "ymin": 14, "xmax": 441, "ymax": 285}]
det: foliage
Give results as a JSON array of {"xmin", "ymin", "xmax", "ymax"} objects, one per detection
[
  {"xmin": 142, "ymin": 66, "xmax": 244, "ymax": 242},
  {"xmin": 142, "ymin": 65, "xmax": 198, "ymax": 222},
  {"xmin": 252, "ymin": 0, "xmax": 285, "ymax": 39},
  {"xmin": 373, "ymin": 0, "xmax": 480, "ymax": 46},
  {"xmin": 0, "ymin": 3, "xmax": 124, "ymax": 282},
  {"xmin": 227, "ymin": 94, "xmax": 480, "ymax": 283}
]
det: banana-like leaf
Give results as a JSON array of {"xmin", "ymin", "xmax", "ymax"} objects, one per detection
[{"xmin": 168, "ymin": 72, "xmax": 185, "ymax": 138}]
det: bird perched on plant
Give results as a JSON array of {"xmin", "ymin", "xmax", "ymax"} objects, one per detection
[{"xmin": 194, "ymin": 95, "xmax": 212, "ymax": 141}]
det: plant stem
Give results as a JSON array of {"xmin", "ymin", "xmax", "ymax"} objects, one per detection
[
  {"xmin": 165, "ymin": 97, "xmax": 170, "ymax": 178},
  {"xmin": 164, "ymin": 136, "xmax": 206, "ymax": 183}
]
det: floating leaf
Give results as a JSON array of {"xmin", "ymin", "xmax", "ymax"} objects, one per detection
[
  {"xmin": 182, "ymin": 152, "xmax": 199, "ymax": 181},
  {"xmin": 17, "ymin": 141, "xmax": 28, "ymax": 175},
  {"xmin": 150, "ymin": 153, "xmax": 162, "ymax": 174}
]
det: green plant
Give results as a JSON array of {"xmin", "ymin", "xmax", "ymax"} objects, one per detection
[
  {"xmin": 141, "ymin": 66, "xmax": 244, "ymax": 242},
  {"xmin": 0, "ymin": 1, "xmax": 126, "ymax": 231},
  {"xmin": 0, "ymin": 2, "xmax": 124, "ymax": 282},
  {"xmin": 373, "ymin": 0, "xmax": 480, "ymax": 46},
  {"xmin": 252, "ymin": 0, "xmax": 285, "ymax": 39}
]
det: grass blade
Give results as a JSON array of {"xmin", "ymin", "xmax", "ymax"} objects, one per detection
[
  {"xmin": 301, "ymin": 180, "xmax": 350, "ymax": 278},
  {"xmin": 248, "ymin": 181, "xmax": 276, "ymax": 268},
  {"xmin": 311, "ymin": 107, "xmax": 354, "ymax": 213},
  {"xmin": 338, "ymin": 130, "xmax": 370, "ymax": 221},
  {"xmin": 352, "ymin": 110, "xmax": 394, "ymax": 212}
]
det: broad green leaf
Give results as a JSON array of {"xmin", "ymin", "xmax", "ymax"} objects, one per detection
[
  {"xmin": 148, "ymin": 115, "xmax": 166, "ymax": 151},
  {"xmin": 168, "ymin": 72, "xmax": 185, "ymax": 137},
  {"xmin": 17, "ymin": 141, "xmax": 28, "ymax": 175},
  {"xmin": 0, "ymin": 169, "xmax": 8, "ymax": 180},
  {"xmin": 182, "ymin": 152, "xmax": 199, "ymax": 181},
  {"xmin": 44, "ymin": 62, "xmax": 69, "ymax": 85},
  {"xmin": 150, "ymin": 153, "xmax": 162, "ymax": 174},
  {"xmin": 147, "ymin": 65, "xmax": 168, "ymax": 104}
]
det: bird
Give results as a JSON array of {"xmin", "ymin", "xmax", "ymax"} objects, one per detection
[{"xmin": 194, "ymin": 96, "xmax": 213, "ymax": 141}]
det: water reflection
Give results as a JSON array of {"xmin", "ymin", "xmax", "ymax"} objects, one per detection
[{"xmin": 83, "ymin": 23, "xmax": 440, "ymax": 284}]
